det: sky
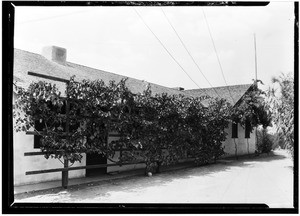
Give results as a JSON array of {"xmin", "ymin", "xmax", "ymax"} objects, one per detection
[{"xmin": 14, "ymin": 2, "xmax": 295, "ymax": 91}]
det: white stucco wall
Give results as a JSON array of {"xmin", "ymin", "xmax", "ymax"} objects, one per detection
[
  {"xmin": 222, "ymin": 123, "xmax": 256, "ymax": 157},
  {"xmin": 13, "ymin": 92, "xmax": 86, "ymax": 186},
  {"xmin": 13, "ymin": 130, "xmax": 86, "ymax": 186}
]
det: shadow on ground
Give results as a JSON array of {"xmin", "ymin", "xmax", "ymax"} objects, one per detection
[
  {"xmin": 79, "ymin": 152, "xmax": 290, "ymax": 199},
  {"xmin": 15, "ymin": 150, "xmax": 290, "ymax": 201}
]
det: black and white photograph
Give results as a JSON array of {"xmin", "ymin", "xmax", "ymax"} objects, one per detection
[{"xmin": 4, "ymin": 1, "xmax": 296, "ymax": 213}]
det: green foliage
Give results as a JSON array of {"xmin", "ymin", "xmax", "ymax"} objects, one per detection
[
  {"xmin": 13, "ymin": 81, "xmax": 63, "ymax": 133},
  {"xmin": 14, "ymin": 77, "xmax": 233, "ymax": 172},
  {"xmin": 13, "ymin": 77, "xmax": 132, "ymax": 163},
  {"xmin": 14, "ymin": 76, "xmax": 272, "ymax": 173},
  {"xmin": 187, "ymin": 98, "xmax": 231, "ymax": 165},
  {"xmin": 231, "ymin": 84, "xmax": 272, "ymax": 130},
  {"xmin": 256, "ymin": 128, "xmax": 274, "ymax": 154},
  {"xmin": 272, "ymin": 131, "xmax": 285, "ymax": 149},
  {"xmin": 267, "ymin": 73, "xmax": 294, "ymax": 157}
]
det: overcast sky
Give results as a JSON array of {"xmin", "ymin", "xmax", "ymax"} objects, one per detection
[{"xmin": 14, "ymin": 2, "xmax": 294, "ymax": 91}]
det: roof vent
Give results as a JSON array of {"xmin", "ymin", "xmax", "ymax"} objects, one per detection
[
  {"xmin": 172, "ymin": 87, "xmax": 185, "ymax": 91},
  {"xmin": 42, "ymin": 46, "xmax": 67, "ymax": 65}
]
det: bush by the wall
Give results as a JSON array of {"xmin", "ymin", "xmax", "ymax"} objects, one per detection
[{"xmin": 256, "ymin": 128, "xmax": 274, "ymax": 154}]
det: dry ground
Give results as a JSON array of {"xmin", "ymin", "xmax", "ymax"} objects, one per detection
[{"xmin": 15, "ymin": 149, "xmax": 294, "ymax": 208}]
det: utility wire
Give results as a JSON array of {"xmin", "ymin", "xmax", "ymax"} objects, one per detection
[
  {"xmin": 202, "ymin": 9, "xmax": 235, "ymax": 104},
  {"xmin": 133, "ymin": 8, "xmax": 204, "ymax": 92},
  {"xmin": 160, "ymin": 8, "xmax": 221, "ymax": 99}
]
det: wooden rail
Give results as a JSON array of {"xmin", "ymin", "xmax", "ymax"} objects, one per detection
[
  {"xmin": 26, "ymin": 131, "xmax": 70, "ymax": 136},
  {"xmin": 24, "ymin": 151, "xmax": 56, "ymax": 156},
  {"xmin": 24, "ymin": 146, "xmax": 168, "ymax": 157},
  {"xmin": 28, "ymin": 71, "xmax": 70, "ymax": 83},
  {"xmin": 25, "ymin": 161, "xmax": 145, "ymax": 175},
  {"xmin": 26, "ymin": 131, "xmax": 121, "ymax": 138}
]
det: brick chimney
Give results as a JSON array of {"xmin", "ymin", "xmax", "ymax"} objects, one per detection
[{"xmin": 42, "ymin": 46, "xmax": 67, "ymax": 65}]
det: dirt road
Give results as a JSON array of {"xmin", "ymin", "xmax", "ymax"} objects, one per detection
[{"xmin": 16, "ymin": 150, "xmax": 294, "ymax": 208}]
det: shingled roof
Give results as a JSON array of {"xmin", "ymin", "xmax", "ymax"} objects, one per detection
[
  {"xmin": 13, "ymin": 48, "xmax": 193, "ymax": 97},
  {"xmin": 185, "ymin": 84, "xmax": 253, "ymax": 106},
  {"xmin": 13, "ymin": 47, "xmax": 253, "ymax": 106}
]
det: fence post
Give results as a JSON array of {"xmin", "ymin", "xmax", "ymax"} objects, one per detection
[
  {"xmin": 62, "ymin": 159, "xmax": 69, "ymax": 189},
  {"xmin": 62, "ymin": 98, "xmax": 70, "ymax": 189}
]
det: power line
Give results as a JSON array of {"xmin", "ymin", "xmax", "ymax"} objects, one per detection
[
  {"xmin": 202, "ymin": 9, "xmax": 235, "ymax": 104},
  {"xmin": 133, "ymin": 8, "xmax": 204, "ymax": 91},
  {"xmin": 160, "ymin": 8, "xmax": 221, "ymax": 99}
]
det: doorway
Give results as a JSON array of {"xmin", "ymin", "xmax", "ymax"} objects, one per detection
[{"xmin": 86, "ymin": 153, "xmax": 107, "ymax": 177}]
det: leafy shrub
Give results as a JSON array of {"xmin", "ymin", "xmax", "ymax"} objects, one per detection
[
  {"xmin": 272, "ymin": 132, "xmax": 285, "ymax": 149},
  {"xmin": 267, "ymin": 73, "xmax": 294, "ymax": 158},
  {"xmin": 256, "ymin": 128, "xmax": 274, "ymax": 154}
]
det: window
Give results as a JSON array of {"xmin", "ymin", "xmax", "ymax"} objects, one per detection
[
  {"xmin": 232, "ymin": 122, "xmax": 238, "ymax": 138},
  {"xmin": 245, "ymin": 120, "xmax": 251, "ymax": 138}
]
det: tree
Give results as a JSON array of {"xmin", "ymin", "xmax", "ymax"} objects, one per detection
[
  {"xmin": 13, "ymin": 77, "xmax": 131, "ymax": 164},
  {"xmin": 231, "ymin": 83, "xmax": 272, "ymax": 130},
  {"xmin": 266, "ymin": 73, "xmax": 294, "ymax": 157}
]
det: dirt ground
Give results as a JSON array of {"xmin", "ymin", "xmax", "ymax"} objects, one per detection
[{"xmin": 15, "ymin": 149, "xmax": 294, "ymax": 208}]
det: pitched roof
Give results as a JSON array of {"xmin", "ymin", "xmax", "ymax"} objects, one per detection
[
  {"xmin": 185, "ymin": 84, "xmax": 253, "ymax": 106},
  {"xmin": 13, "ymin": 48, "xmax": 192, "ymax": 97},
  {"xmin": 13, "ymin": 48, "xmax": 252, "ymax": 106}
]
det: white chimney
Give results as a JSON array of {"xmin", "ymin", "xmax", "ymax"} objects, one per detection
[{"xmin": 42, "ymin": 46, "xmax": 67, "ymax": 65}]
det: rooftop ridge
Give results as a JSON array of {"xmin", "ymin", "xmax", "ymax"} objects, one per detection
[
  {"xmin": 67, "ymin": 61, "xmax": 184, "ymax": 93},
  {"xmin": 185, "ymin": 83, "xmax": 253, "ymax": 91},
  {"xmin": 14, "ymin": 48, "xmax": 186, "ymax": 95},
  {"xmin": 13, "ymin": 48, "xmax": 253, "ymax": 106}
]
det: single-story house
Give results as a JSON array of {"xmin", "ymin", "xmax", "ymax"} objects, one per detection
[{"xmin": 13, "ymin": 46, "xmax": 256, "ymax": 186}]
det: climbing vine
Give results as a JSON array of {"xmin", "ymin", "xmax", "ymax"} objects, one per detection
[
  {"xmin": 231, "ymin": 83, "xmax": 272, "ymax": 130},
  {"xmin": 14, "ymin": 77, "xmax": 270, "ymax": 173}
]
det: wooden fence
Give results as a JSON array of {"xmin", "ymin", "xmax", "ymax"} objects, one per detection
[{"xmin": 24, "ymin": 150, "xmax": 145, "ymax": 175}]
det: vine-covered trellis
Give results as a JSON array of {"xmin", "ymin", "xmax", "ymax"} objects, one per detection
[{"xmin": 13, "ymin": 72, "xmax": 271, "ymax": 188}]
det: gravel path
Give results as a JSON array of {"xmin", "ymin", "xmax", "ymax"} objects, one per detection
[{"xmin": 16, "ymin": 150, "xmax": 294, "ymax": 208}]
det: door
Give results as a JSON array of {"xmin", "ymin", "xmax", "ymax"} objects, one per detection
[{"xmin": 86, "ymin": 153, "xmax": 107, "ymax": 177}]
